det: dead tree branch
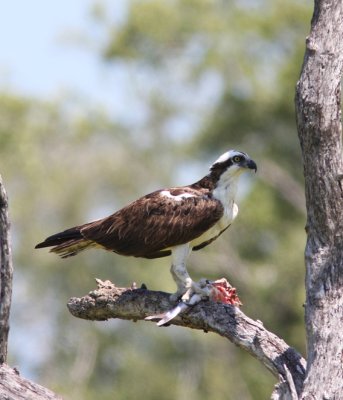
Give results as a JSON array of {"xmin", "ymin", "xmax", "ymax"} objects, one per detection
[
  {"xmin": 0, "ymin": 364, "xmax": 63, "ymax": 400},
  {"xmin": 68, "ymin": 280, "xmax": 306, "ymax": 398}
]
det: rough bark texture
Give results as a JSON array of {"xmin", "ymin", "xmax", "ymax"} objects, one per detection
[
  {"xmin": 295, "ymin": 1, "xmax": 343, "ymax": 399},
  {"xmin": 0, "ymin": 364, "xmax": 63, "ymax": 400},
  {"xmin": 0, "ymin": 175, "xmax": 13, "ymax": 364},
  {"xmin": 0, "ymin": 1, "xmax": 341, "ymax": 399},
  {"xmin": 68, "ymin": 280, "xmax": 306, "ymax": 398},
  {"xmin": 0, "ymin": 177, "xmax": 62, "ymax": 400}
]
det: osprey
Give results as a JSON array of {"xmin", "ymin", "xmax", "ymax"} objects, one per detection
[{"xmin": 36, "ymin": 150, "xmax": 257, "ymax": 301}]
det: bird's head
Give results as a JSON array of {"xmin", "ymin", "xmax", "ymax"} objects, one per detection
[{"xmin": 210, "ymin": 150, "xmax": 257, "ymax": 181}]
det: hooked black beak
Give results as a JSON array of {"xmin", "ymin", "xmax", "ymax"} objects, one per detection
[{"xmin": 246, "ymin": 159, "xmax": 257, "ymax": 173}]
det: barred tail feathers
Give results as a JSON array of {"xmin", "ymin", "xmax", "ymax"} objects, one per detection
[{"xmin": 35, "ymin": 226, "xmax": 96, "ymax": 258}]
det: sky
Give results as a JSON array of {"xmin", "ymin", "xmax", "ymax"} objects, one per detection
[
  {"xmin": 2, "ymin": 0, "xmax": 264, "ymax": 381},
  {"xmin": 0, "ymin": 0, "xmax": 223, "ymax": 128},
  {"xmin": 1, "ymin": 0, "xmax": 132, "ymax": 378},
  {"xmin": 0, "ymin": 0, "xmax": 130, "ymax": 115}
]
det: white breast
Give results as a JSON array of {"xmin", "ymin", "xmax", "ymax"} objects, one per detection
[
  {"xmin": 190, "ymin": 202, "xmax": 238, "ymax": 248},
  {"xmin": 190, "ymin": 172, "xmax": 240, "ymax": 248}
]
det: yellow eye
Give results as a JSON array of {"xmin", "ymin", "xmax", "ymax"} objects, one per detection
[{"xmin": 233, "ymin": 156, "xmax": 242, "ymax": 163}]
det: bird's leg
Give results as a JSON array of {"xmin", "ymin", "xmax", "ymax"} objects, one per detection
[
  {"xmin": 148, "ymin": 246, "xmax": 238, "ymax": 326},
  {"xmin": 146, "ymin": 278, "xmax": 242, "ymax": 326},
  {"xmin": 169, "ymin": 245, "xmax": 193, "ymax": 302},
  {"xmin": 170, "ymin": 263, "xmax": 193, "ymax": 302},
  {"xmin": 170, "ymin": 245, "xmax": 212, "ymax": 302}
]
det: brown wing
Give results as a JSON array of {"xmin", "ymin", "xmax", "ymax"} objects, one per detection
[{"xmin": 80, "ymin": 189, "xmax": 224, "ymax": 259}]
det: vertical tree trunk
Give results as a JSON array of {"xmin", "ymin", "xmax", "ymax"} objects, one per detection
[
  {"xmin": 0, "ymin": 175, "xmax": 13, "ymax": 364},
  {"xmin": 295, "ymin": 1, "xmax": 343, "ymax": 398}
]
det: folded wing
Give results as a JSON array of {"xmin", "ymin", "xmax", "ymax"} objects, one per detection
[{"xmin": 81, "ymin": 189, "xmax": 224, "ymax": 258}]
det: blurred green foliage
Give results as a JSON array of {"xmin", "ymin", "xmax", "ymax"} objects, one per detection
[{"xmin": 2, "ymin": 0, "xmax": 312, "ymax": 399}]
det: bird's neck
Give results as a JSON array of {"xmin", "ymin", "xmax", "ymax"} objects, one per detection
[
  {"xmin": 192, "ymin": 174, "xmax": 217, "ymax": 190},
  {"xmin": 192, "ymin": 171, "xmax": 240, "ymax": 206},
  {"xmin": 212, "ymin": 172, "xmax": 240, "ymax": 207}
]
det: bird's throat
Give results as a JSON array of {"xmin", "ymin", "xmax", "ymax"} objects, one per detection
[{"xmin": 213, "ymin": 175, "xmax": 239, "ymax": 208}]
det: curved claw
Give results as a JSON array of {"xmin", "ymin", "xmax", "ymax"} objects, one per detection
[
  {"xmin": 145, "ymin": 301, "xmax": 190, "ymax": 326},
  {"xmin": 145, "ymin": 278, "xmax": 241, "ymax": 326}
]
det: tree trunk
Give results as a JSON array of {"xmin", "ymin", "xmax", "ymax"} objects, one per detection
[
  {"xmin": 0, "ymin": 1, "xmax": 342, "ymax": 399},
  {"xmin": 0, "ymin": 175, "xmax": 13, "ymax": 364},
  {"xmin": 295, "ymin": 1, "xmax": 343, "ymax": 399},
  {"xmin": 0, "ymin": 176, "xmax": 62, "ymax": 399}
]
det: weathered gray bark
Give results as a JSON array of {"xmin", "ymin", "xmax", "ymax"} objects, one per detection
[
  {"xmin": 0, "ymin": 176, "xmax": 62, "ymax": 399},
  {"xmin": 1, "ymin": 1, "xmax": 342, "ymax": 398},
  {"xmin": 0, "ymin": 176, "xmax": 61, "ymax": 400},
  {"xmin": 0, "ymin": 364, "xmax": 63, "ymax": 400},
  {"xmin": 67, "ymin": 2, "xmax": 343, "ymax": 398},
  {"xmin": 68, "ymin": 280, "xmax": 306, "ymax": 398},
  {"xmin": 295, "ymin": 1, "xmax": 343, "ymax": 399},
  {"xmin": 0, "ymin": 175, "xmax": 13, "ymax": 364}
]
